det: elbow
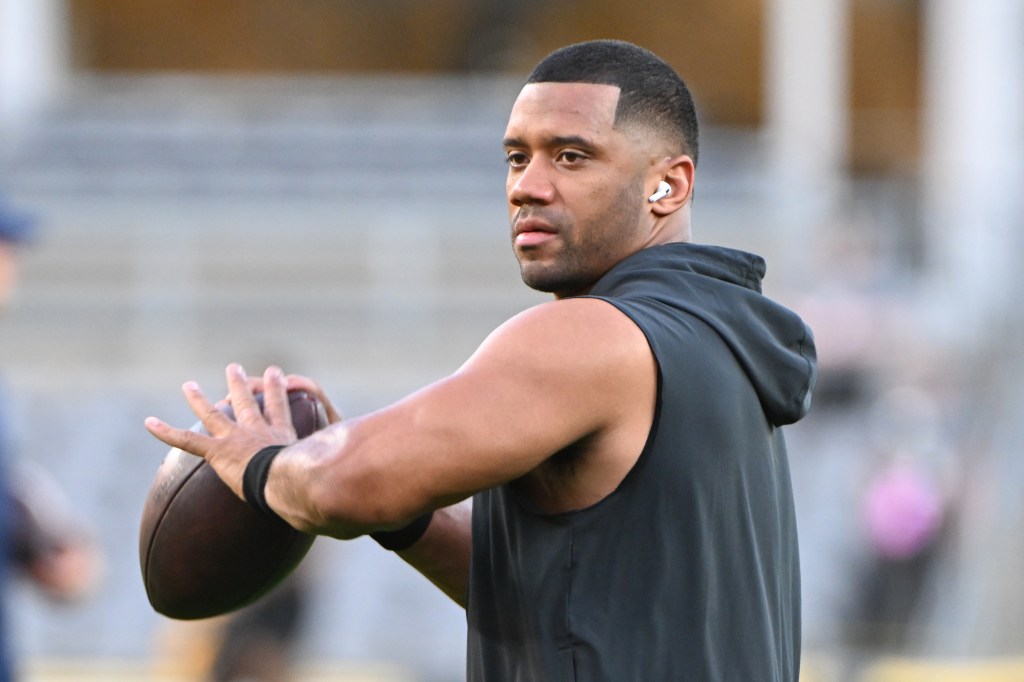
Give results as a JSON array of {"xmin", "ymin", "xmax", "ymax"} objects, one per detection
[{"xmin": 303, "ymin": 454, "xmax": 425, "ymax": 539}]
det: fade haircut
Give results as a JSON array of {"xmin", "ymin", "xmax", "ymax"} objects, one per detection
[{"xmin": 526, "ymin": 40, "xmax": 700, "ymax": 167}]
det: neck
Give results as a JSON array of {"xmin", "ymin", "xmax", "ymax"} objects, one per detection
[{"xmin": 648, "ymin": 208, "xmax": 692, "ymax": 246}]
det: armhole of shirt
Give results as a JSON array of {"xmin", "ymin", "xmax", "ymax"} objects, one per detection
[{"xmin": 579, "ymin": 295, "xmax": 665, "ymax": 497}]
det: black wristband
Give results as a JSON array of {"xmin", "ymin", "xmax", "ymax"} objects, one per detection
[
  {"xmin": 370, "ymin": 511, "xmax": 434, "ymax": 551},
  {"xmin": 242, "ymin": 445, "xmax": 287, "ymax": 521}
]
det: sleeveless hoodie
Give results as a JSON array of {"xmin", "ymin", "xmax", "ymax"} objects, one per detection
[{"xmin": 466, "ymin": 243, "xmax": 817, "ymax": 681}]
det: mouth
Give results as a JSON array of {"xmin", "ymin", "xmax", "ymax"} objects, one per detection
[{"xmin": 513, "ymin": 216, "xmax": 557, "ymax": 248}]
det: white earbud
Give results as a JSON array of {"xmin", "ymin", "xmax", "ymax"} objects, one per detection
[{"xmin": 648, "ymin": 181, "xmax": 672, "ymax": 203}]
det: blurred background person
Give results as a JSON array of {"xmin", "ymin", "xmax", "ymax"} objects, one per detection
[{"xmin": 0, "ymin": 192, "xmax": 103, "ymax": 682}]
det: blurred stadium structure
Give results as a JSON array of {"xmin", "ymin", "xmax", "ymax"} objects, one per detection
[{"xmin": 1, "ymin": 1, "xmax": 1022, "ymax": 681}]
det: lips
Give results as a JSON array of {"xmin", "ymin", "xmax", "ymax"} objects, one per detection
[
  {"xmin": 513, "ymin": 215, "xmax": 557, "ymax": 248},
  {"xmin": 516, "ymin": 231, "xmax": 557, "ymax": 248}
]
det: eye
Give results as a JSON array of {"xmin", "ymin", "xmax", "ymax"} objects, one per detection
[
  {"xmin": 557, "ymin": 150, "xmax": 587, "ymax": 165},
  {"xmin": 505, "ymin": 151, "xmax": 528, "ymax": 168}
]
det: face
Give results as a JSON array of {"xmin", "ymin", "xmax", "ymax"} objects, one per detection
[
  {"xmin": 0, "ymin": 242, "xmax": 19, "ymax": 312},
  {"xmin": 503, "ymin": 82, "xmax": 654, "ymax": 298}
]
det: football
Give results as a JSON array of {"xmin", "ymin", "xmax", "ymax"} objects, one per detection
[{"xmin": 139, "ymin": 390, "xmax": 328, "ymax": 620}]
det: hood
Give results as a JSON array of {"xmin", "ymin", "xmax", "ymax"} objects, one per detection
[{"xmin": 590, "ymin": 243, "xmax": 817, "ymax": 426}]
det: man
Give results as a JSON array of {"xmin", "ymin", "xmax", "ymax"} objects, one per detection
[
  {"xmin": 0, "ymin": 193, "xmax": 103, "ymax": 681},
  {"xmin": 0, "ymin": 192, "xmax": 34, "ymax": 682},
  {"xmin": 146, "ymin": 40, "xmax": 816, "ymax": 680}
]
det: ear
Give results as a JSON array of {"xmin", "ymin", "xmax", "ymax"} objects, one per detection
[{"xmin": 647, "ymin": 154, "xmax": 695, "ymax": 217}]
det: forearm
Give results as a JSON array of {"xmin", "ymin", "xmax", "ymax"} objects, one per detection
[
  {"xmin": 394, "ymin": 499, "xmax": 473, "ymax": 608},
  {"xmin": 262, "ymin": 421, "xmax": 467, "ymax": 542},
  {"xmin": 262, "ymin": 426, "xmax": 383, "ymax": 539}
]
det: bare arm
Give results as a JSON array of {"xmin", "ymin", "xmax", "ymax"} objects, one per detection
[
  {"xmin": 262, "ymin": 298, "xmax": 652, "ymax": 534},
  {"xmin": 145, "ymin": 297, "xmax": 654, "ymax": 602}
]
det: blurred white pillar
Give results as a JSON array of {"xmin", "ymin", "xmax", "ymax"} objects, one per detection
[
  {"xmin": 0, "ymin": 0, "xmax": 68, "ymax": 130},
  {"xmin": 920, "ymin": 3, "xmax": 1024, "ymax": 655},
  {"xmin": 765, "ymin": 0, "xmax": 849, "ymax": 212},
  {"xmin": 922, "ymin": 0, "xmax": 1024, "ymax": 341}
]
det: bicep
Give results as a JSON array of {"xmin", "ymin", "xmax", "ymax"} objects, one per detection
[
  {"xmin": 296, "ymin": 298, "xmax": 650, "ymax": 531},
  {"xmin": 356, "ymin": 313, "xmax": 612, "ymax": 502}
]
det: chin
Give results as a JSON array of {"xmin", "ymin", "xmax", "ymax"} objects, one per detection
[
  {"xmin": 518, "ymin": 264, "xmax": 557, "ymax": 293},
  {"xmin": 519, "ymin": 273, "xmax": 555, "ymax": 294},
  {"xmin": 520, "ymin": 268, "xmax": 590, "ymax": 298}
]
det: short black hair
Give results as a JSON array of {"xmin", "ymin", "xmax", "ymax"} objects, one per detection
[{"xmin": 527, "ymin": 40, "xmax": 699, "ymax": 167}]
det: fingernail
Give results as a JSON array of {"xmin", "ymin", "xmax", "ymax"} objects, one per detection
[
  {"xmin": 144, "ymin": 417, "xmax": 162, "ymax": 430},
  {"xmin": 183, "ymin": 381, "xmax": 200, "ymax": 393}
]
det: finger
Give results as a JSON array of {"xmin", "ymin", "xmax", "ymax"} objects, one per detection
[
  {"xmin": 182, "ymin": 381, "xmax": 235, "ymax": 436},
  {"xmin": 144, "ymin": 416, "xmax": 215, "ymax": 458},
  {"xmin": 285, "ymin": 374, "xmax": 344, "ymax": 424},
  {"xmin": 262, "ymin": 365, "xmax": 293, "ymax": 431},
  {"xmin": 225, "ymin": 364, "xmax": 264, "ymax": 426},
  {"xmin": 219, "ymin": 376, "xmax": 266, "ymax": 409}
]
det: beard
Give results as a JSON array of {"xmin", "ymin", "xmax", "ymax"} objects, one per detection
[
  {"xmin": 518, "ymin": 237, "xmax": 606, "ymax": 296},
  {"xmin": 513, "ymin": 176, "xmax": 645, "ymax": 297}
]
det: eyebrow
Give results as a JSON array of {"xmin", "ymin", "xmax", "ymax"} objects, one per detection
[{"xmin": 503, "ymin": 134, "xmax": 597, "ymax": 150}]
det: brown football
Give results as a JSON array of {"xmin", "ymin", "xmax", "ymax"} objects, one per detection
[{"xmin": 139, "ymin": 390, "xmax": 327, "ymax": 620}]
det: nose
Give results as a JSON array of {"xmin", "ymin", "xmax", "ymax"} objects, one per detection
[{"xmin": 507, "ymin": 158, "xmax": 556, "ymax": 207}]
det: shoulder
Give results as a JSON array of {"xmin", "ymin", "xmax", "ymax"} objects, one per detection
[
  {"xmin": 457, "ymin": 298, "xmax": 657, "ymax": 504},
  {"xmin": 475, "ymin": 297, "xmax": 650, "ymax": 369},
  {"xmin": 459, "ymin": 297, "xmax": 655, "ymax": 418}
]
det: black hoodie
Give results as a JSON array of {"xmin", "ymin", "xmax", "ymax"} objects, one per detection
[{"xmin": 467, "ymin": 243, "xmax": 817, "ymax": 682}]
